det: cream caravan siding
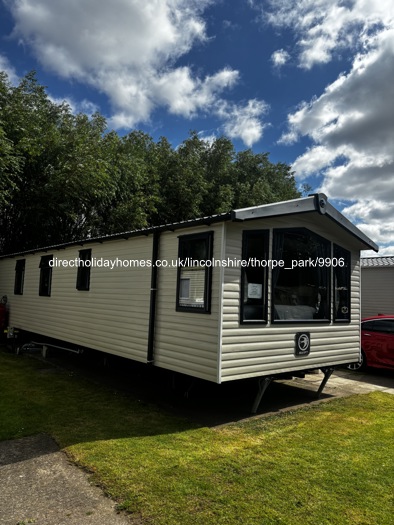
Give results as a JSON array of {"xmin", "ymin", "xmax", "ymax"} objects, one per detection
[
  {"xmin": 361, "ymin": 268, "xmax": 394, "ymax": 318},
  {"xmin": 220, "ymin": 215, "xmax": 361, "ymax": 381},
  {"xmin": 0, "ymin": 237, "xmax": 153, "ymax": 361},
  {"xmin": 153, "ymin": 224, "xmax": 223, "ymax": 382}
]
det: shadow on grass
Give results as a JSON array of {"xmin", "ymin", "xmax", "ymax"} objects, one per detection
[
  {"xmin": 0, "ymin": 346, "xmax": 194, "ymax": 447},
  {"xmin": 27, "ymin": 345, "xmax": 337, "ymax": 422},
  {"xmin": 0, "ymin": 345, "xmax": 336, "ymax": 448}
]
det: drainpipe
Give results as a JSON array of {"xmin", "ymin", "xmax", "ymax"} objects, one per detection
[{"xmin": 147, "ymin": 230, "xmax": 160, "ymax": 364}]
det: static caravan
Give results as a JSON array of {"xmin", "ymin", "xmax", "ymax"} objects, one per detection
[
  {"xmin": 0, "ymin": 194, "xmax": 378, "ymax": 411},
  {"xmin": 361, "ymin": 257, "xmax": 394, "ymax": 318}
]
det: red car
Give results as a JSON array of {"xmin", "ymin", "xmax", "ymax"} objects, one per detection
[{"xmin": 348, "ymin": 315, "xmax": 394, "ymax": 371}]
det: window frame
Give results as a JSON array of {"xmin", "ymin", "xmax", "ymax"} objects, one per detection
[
  {"xmin": 333, "ymin": 243, "xmax": 351, "ymax": 323},
  {"xmin": 271, "ymin": 228, "xmax": 331, "ymax": 323},
  {"xmin": 14, "ymin": 259, "xmax": 26, "ymax": 295},
  {"xmin": 39, "ymin": 254, "xmax": 53, "ymax": 297},
  {"xmin": 176, "ymin": 231, "xmax": 213, "ymax": 314},
  {"xmin": 240, "ymin": 229, "xmax": 269, "ymax": 324},
  {"xmin": 76, "ymin": 248, "xmax": 92, "ymax": 291}
]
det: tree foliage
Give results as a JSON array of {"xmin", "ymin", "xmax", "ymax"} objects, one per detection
[{"xmin": 0, "ymin": 71, "xmax": 299, "ymax": 254}]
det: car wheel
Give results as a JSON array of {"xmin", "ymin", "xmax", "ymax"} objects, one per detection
[{"xmin": 346, "ymin": 350, "xmax": 366, "ymax": 371}]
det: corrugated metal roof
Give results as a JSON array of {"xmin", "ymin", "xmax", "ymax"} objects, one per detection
[{"xmin": 361, "ymin": 256, "xmax": 394, "ymax": 268}]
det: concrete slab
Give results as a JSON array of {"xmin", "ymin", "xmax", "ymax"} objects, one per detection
[{"xmin": 0, "ymin": 434, "xmax": 138, "ymax": 525}]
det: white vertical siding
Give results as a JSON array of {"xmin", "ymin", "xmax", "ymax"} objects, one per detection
[
  {"xmin": 153, "ymin": 224, "xmax": 223, "ymax": 382},
  {"xmin": 220, "ymin": 216, "xmax": 362, "ymax": 381},
  {"xmin": 0, "ymin": 237, "xmax": 153, "ymax": 362},
  {"xmin": 361, "ymin": 267, "xmax": 394, "ymax": 318}
]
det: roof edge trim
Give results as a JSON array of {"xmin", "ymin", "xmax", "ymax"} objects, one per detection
[{"xmin": 0, "ymin": 194, "xmax": 378, "ymax": 258}]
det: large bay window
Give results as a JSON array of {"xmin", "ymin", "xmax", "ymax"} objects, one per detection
[{"xmin": 272, "ymin": 228, "xmax": 330, "ymax": 322}]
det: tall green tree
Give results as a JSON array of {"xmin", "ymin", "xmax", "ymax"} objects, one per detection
[
  {"xmin": 0, "ymin": 71, "xmax": 66, "ymax": 252},
  {"xmin": 232, "ymin": 150, "xmax": 298, "ymax": 209},
  {"xmin": 95, "ymin": 130, "xmax": 160, "ymax": 234},
  {"xmin": 154, "ymin": 132, "xmax": 209, "ymax": 224},
  {"xmin": 0, "ymin": 125, "xmax": 22, "ymax": 209},
  {"xmin": 201, "ymin": 136, "xmax": 236, "ymax": 215},
  {"xmin": 0, "ymin": 72, "xmax": 117, "ymax": 252},
  {"xmin": 0, "ymin": 71, "xmax": 300, "ymax": 255}
]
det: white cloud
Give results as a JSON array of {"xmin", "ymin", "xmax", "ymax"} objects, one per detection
[
  {"xmin": 329, "ymin": 199, "xmax": 394, "ymax": 255},
  {"xmin": 286, "ymin": 26, "xmax": 394, "ymax": 199},
  {"xmin": 50, "ymin": 96, "xmax": 101, "ymax": 118},
  {"xmin": 264, "ymin": 0, "xmax": 394, "ymax": 69},
  {"xmin": 290, "ymin": 146, "xmax": 340, "ymax": 179},
  {"xmin": 156, "ymin": 67, "xmax": 240, "ymax": 118},
  {"xmin": 196, "ymin": 132, "xmax": 217, "ymax": 146},
  {"xmin": 343, "ymin": 204, "xmax": 394, "ymax": 256},
  {"xmin": 9, "ymin": 0, "xmax": 209, "ymax": 74},
  {"xmin": 0, "ymin": 54, "xmax": 18, "ymax": 84},
  {"xmin": 5, "ymin": 0, "xmax": 266, "ymax": 146},
  {"xmin": 218, "ymin": 99, "xmax": 270, "ymax": 148},
  {"xmin": 271, "ymin": 49, "xmax": 290, "ymax": 68},
  {"xmin": 265, "ymin": 1, "xmax": 394, "ymax": 251}
]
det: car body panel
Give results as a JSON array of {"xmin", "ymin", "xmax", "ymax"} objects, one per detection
[{"xmin": 361, "ymin": 316, "xmax": 394, "ymax": 370}]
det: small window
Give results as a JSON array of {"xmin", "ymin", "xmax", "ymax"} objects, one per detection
[
  {"xmin": 272, "ymin": 228, "xmax": 330, "ymax": 322},
  {"xmin": 334, "ymin": 244, "xmax": 351, "ymax": 322},
  {"xmin": 240, "ymin": 230, "xmax": 269, "ymax": 323},
  {"xmin": 76, "ymin": 249, "xmax": 92, "ymax": 291},
  {"xmin": 39, "ymin": 255, "xmax": 53, "ymax": 296},
  {"xmin": 176, "ymin": 232, "xmax": 213, "ymax": 313},
  {"xmin": 14, "ymin": 259, "xmax": 26, "ymax": 295}
]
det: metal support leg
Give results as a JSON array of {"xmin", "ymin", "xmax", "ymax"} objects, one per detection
[
  {"xmin": 316, "ymin": 367, "xmax": 334, "ymax": 398},
  {"xmin": 184, "ymin": 379, "xmax": 196, "ymax": 399},
  {"xmin": 251, "ymin": 377, "xmax": 273, "ymax": 414},
  {"xmin": 42, "ymin": 345, "xmax": 48, "ymax": 359}
]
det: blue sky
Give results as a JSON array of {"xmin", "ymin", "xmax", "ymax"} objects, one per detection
[{"xmin": 1, "ymin": 0, "xmax": 394, "ymax": 255}]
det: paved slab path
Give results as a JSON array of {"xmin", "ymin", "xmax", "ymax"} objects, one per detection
[
  {"xmin": 0, "ymin": 433, "xmax": 137, "ymax": 525},
  {"xmin": 295, "ymin": 368, "xmax": 394, "ymax": 398}
]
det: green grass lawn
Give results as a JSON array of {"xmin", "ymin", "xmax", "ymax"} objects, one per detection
[{"xmin": 1, "ymin": 349, "xmax": 393, "ymax": 525}]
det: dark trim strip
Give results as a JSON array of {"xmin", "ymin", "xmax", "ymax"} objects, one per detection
[{"xmin": 147, "ymin": 231, "xmax": 160, "ymax": 364}]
